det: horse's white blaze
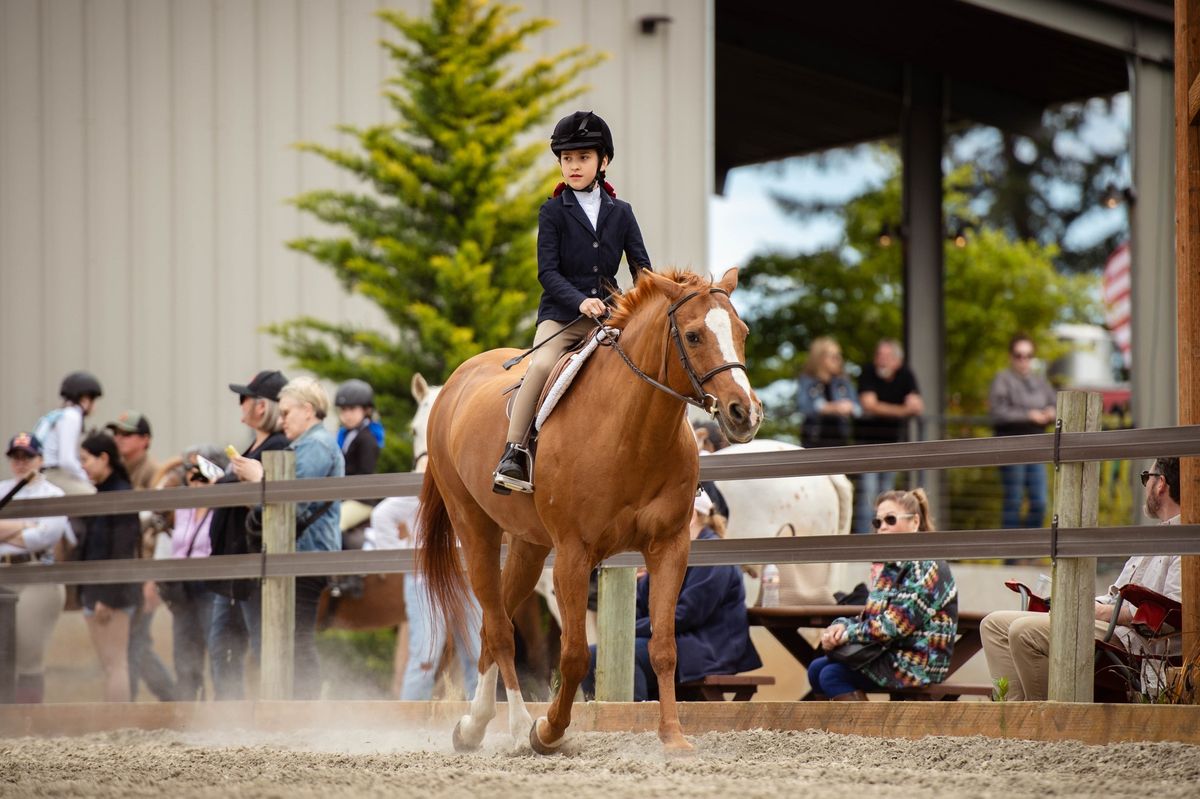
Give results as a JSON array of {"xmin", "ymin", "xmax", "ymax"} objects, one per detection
[{"xmin": 704, "ymin": 307, "xmax": 759, "ymax": 426}]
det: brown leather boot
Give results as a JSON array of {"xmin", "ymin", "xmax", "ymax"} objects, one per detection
[{"xmin": 830, "ymin": 690, "xmax": 867, "ymax": 701}]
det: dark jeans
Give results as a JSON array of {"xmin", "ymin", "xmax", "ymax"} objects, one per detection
[
  {"xmin": 207, "ymin": 590, "xmax": 260, "ymax": 700},
  {"xmin": 807, "ymin": 656, "xmax": 877, "ymax": 697},
  {"xmin": 294, "ymin": 576, "xmax": 327, "ymax": 700},
  {"xmin": 582, "ymin": 638, "xmax": 656, "ymax": 701},
  {"xmin": 128, "ymin": 603, "xmax": 176, "ymax": 701},
  {"xmin": 171, "ymin": 592, "xmax": 213, "ymax": 701},
  {"xmin": 999, "ymin": 463, "xmax": 1048, "ymax": 529}
]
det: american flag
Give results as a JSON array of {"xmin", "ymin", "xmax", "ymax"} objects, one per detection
[{"xmin": 1102, "ymin": 242, "xmax": 1131, "ymax": 369}]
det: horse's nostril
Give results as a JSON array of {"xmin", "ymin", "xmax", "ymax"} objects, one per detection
[{"xmin": 728, "ymin": 402, "xmax": 747, "ymax": 425}]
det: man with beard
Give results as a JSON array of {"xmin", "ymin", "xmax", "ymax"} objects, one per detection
[{"xmin": 979, "ymin": 457, "xmax": 1181, "ymax": 700}]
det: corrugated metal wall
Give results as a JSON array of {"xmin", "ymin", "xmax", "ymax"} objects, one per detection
[{"xmin": 0, "ymin": 0, "xmax": 710, "ymax": 462}]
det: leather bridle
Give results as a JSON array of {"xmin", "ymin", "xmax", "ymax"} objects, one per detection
[{"xmin": 599, "ymin": 287, "xmax": 750, "ymax": 415}]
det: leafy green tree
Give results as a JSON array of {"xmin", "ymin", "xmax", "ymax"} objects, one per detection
[
  {"xmin": 268, "ymin": 0, "xmax": 601, "ymax": 468},
  {"xmin": 738, "ymin": 150, "xmax": 1099, "ymax": 442}
]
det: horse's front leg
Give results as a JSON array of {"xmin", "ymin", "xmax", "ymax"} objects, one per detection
[
  {"xmin": 530, "ymin": 543, "xmax": 592, "ymax": 754},
  {"xmin": 644, "ymin": 532, "xmax": 693, "ymax": 752}
]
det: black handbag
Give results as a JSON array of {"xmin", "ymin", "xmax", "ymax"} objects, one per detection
[{"xmin": 827, "ymin": 641, "xmax": 889, "ymax": 670}]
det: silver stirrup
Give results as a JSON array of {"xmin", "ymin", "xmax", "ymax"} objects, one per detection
[{"xmin": 492, "ymin": 445, "xmax": 534, "ymax": 493}]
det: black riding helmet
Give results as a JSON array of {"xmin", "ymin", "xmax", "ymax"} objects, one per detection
[
  {"xmin": 550, "ymin": 111, "xmax": 614, "ymax": 163},
  {"xmin": 60, "ymin": 370, "xmax": 103, "ymax": 402},
  {"xmin": 335, "ymin": 378, "xmax": 375, "ymax": 408}
]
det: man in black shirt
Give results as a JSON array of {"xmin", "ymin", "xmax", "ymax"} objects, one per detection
[{"xmin": 854, "ymin": 339, "xmax": 923, "ymax": 533}]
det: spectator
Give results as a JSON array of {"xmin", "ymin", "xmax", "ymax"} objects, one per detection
[
  {"xmin": 335, "ymin": 378, "xmax": 385, "ymax": 533},
  {"xmin": 582, "ymin": 490, "xmax": 761, "ymax": 701},
  {"xmin": 78, "ymin": 432, "xmax": 142, "ymax": 701},
  {"xmin": 854, "ymin": 339, "xmax": 923, "ymax": 533},
  {"xmin": 989, "ymin": 334, "xmax": 1056, "ymax": 530},
  {"xmin": 206, "ymin": 369, "xmax": 289, "ymax": 700},
  {"xmin": 162, "ymin": 445, "xmax": 228, "ymax": 701},
  {"xmin": 335, "ymin": 379, "xmax": 383, "ymax": 477},
  {"xmin": 797, "ymin": 337, "xmax": 860, "ymax": 449},
  {"xmin": 691, "ymin": 419, "xmax": 730, "ymax": 521},
  {"xmin": 105, "ymin": 411, "xmax": 158, "ymax": 491},
  {"xmin": 809, "ymin": 488, "xmax": 958, "ymax": 700},
  {"xmin": 35, "ymin": 370, "xmax": 103, "ymax": 495},
  {"xmin": 370, "ymin": 496, "xmax": 483, "ymax": 700},
  {"xmin": 981, "ymin": 457, "xmax": 1182, "ymax": 701},
  {"xmin": 108, "ymin": 410, "xmax": 175, "ymax": 703},
  {"xmin": 235, "ymin": 376, "xmax": 345, "ymax": 699},
  {"xmin": 0, "ymin": 433, "xmax": 75, "ymax": 703}
]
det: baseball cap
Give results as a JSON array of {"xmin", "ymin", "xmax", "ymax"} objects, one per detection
[
  {"xmin": 6, "ymin": 432, "xmax": 42, "ymax": 458},
  {"xmin": 229, "ymin": 370, "xmax": 288, "ymax": 402},
  {"xmin": 106, "ymin": 411, "xmax": 152, "ymax": 436},
  {"xmin": 694, "ymin": 488, "xmax": 714, "ymax": 516}
]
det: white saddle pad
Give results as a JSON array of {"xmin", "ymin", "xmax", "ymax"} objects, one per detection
[{"xmin": 535, "ymin": 327, "xmax": 618, "ymax": 432}]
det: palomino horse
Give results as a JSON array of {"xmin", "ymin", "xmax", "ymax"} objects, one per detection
[{"xmin": 418, "ymin": 268, "xmax": 761, "ymax": 754}]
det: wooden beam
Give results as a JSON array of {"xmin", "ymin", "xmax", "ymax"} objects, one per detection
[
  {"xmin": 1048, "ymin": 391, "xmax": 1101, "ymax": 702},
  {"xmin": 1177, "ymin": 0, "xmax": 1200, "ymax": 682},
  {"xmin": 260, "ymin": 451, "xmax": 296, "ymax": 701},
  {"xmin": 4, "ymin": 701, "xmax": 1200, "ymax": 747},
  {"xmin": 1189, "ymin": 71, "xmax": 1200, "ymax": 126},
  {"xmin": 595, "ymin": 566, "xmax": 637, "ymax": 701}
]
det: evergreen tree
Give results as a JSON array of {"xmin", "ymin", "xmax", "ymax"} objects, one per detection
[{"xmin": 269, "ymin": 0, "xmax": 601, "ymax": 468}]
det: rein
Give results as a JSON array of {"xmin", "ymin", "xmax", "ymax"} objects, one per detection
[{"xmin": 597, "ymin": 287, "xmax": 750, "ymax": 416}]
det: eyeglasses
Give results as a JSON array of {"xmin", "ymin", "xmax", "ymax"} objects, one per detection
[
  {"xmin": 871, "ymin": 513, "xmax": 917, "ymax": 529},
  {"xmin": 1140, "ymin": 470, "xmax": 1163, "ymax": 487}
]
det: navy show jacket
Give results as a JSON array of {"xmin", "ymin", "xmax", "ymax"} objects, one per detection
[
  {"xmin": 634, "ymin": 528, "xmax": 763, "ymax": 683},
  {"xmin": 536, "ymin": 187, "xmax": 651, "ymax": 324}
]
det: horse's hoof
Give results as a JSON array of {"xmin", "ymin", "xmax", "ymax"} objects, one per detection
[
  {"xmin": 528, "ymin": 716, "xmax": 565, "ymax": 756},
  {"xmin": 663, "ymin": 737, "xmax": 695, "ymax": 757},
  {"xmin": 452, "ymin": 718, "xmax": 482, "ymax": 753}
]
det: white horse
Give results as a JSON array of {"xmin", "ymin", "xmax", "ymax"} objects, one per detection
[{"xmin": 707, "ymin": 439, "xmax": 856, "ymax": 605}]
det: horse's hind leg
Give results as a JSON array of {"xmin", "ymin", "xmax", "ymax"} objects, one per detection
[
  {"xmin": 531, "ymin": 542, "xmax": 592, "ymax": 754},
  {"xmin": 453, "ymin": 521, "xmax": 540, "ymax": 750}
]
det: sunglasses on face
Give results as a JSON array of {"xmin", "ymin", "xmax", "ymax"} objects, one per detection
[
  {"xmin": 1140, "ymin": 470, "xmax": 1162, "ymax": 487},
  {"xmin": 1012, "ymin": 351, "xmax": 1034, "ymax": 360},
  {"xmin": 872, "ymin": 513, "xmax": 917, "ymax": 529}
]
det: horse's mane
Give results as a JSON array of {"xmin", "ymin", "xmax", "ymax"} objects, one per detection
[{"xmin": 606, "ymin": 269, "xmax": 711, "ymax": 330}]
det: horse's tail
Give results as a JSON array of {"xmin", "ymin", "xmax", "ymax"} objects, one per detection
[{"xmin": 415, "ymin": 468, "xmax": 469, "ymax": 645}]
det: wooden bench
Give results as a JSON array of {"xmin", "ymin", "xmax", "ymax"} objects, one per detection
[
  {"xmin": 677, "ymin": 674, "xmax": 776, "ymax": 701},
  {"xmin": 888, "ymin": 683, "xmax": 994, "ymax": 701}
]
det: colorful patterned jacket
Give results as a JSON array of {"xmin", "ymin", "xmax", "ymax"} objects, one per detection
[{"xmin": 833, "ymin": 559, "xmax": 958, "ymax": 689}]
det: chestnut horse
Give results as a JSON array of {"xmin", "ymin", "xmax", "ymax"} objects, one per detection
[{"xmin": 418, "ymin": 268, "xmax": 761, "ymax": 754}]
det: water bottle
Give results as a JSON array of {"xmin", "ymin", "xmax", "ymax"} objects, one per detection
[{"xmin": 761, "ymin": 564, "xmax": 781, "ymax": 608}]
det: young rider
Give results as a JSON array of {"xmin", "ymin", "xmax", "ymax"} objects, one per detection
[{"xmin": 492, "ymin": 110, "xmax": 651, "ymax": 494}]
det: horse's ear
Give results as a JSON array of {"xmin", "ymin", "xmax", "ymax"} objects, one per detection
[
  {"xmin": 716, "ymin": 267, "xmax": 740, "ymax": 295},
  {"xmin": 642, "ymin": 268, "xmax": 687, "ymax": 302},
  {"xmin": 411, "ymin": 372, "xmax": 429, "ymax": 402}
]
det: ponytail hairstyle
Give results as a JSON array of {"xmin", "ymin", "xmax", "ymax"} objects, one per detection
[
  {"xmin": 703, "ymin": 511, "xmax": 728, "ymax": 538},
  {"xmin": 875, "ymin": 487, "xmax": 936, "ymax": 532},
  {"xmin": 81, "ymin": 431, "xmax": 130, "ymax": 484}
]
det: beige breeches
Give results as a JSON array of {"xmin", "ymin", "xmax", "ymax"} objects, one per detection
[
  {"xmin": 506, "ymin": 317, "xmax": 596, "ymax": 443},
  {"xmin": 14, "ymin": 581, "xmax": 66, "ymax": 675}
]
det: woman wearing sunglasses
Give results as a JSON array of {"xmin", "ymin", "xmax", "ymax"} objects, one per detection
[{"xmin": 807, "ymin": 488, "xmax": 959, "ymax": 700}]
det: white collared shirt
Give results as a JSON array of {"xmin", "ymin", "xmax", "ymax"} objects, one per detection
[{"xmin": 573, "ymin": 185, "xmax": 601, "ymax": 230}]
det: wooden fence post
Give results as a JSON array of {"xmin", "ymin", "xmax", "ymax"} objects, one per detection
[
  {"xmin": 1047, "ymin": 390, "xmax": 1102, "ymax": 702},
  {"xmin": 260, "ymin": 450, "xmax": 296, "ymax": 701},
  {"xmin": 594, "ymin": 565, "xmax": 636, "ymax": 702}
]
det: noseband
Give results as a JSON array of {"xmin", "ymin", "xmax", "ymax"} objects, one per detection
[{"xmin": 599, "ymin": 287, "xmax": 750, "ymax": 415}]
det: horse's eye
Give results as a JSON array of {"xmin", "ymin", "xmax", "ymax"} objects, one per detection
[{"xmin": 685, "ymin": 331, "xmax": 701, "ymax": 345}]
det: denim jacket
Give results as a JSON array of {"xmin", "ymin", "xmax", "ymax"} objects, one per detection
[
  {"xmin": 291, "ymin": 422, "xmax": 345, "ymax": 553},
  {"xmin": 797, "ymin": 374, "xmax": 861, "ymax": 447}
]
